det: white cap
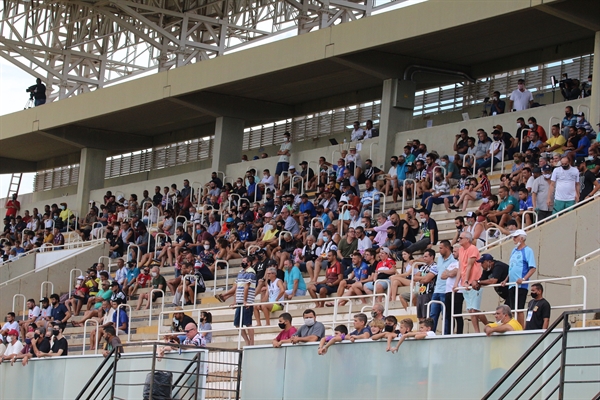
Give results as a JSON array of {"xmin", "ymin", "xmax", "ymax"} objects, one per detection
[
  {"xmin": 288, "ymin": 165, "xmax": 296, "ymax": 170},
  {"xmin": 511, "ymin": 229, "xmax": 527, "ymax": 238},
  {"xmin": 77, "ymin": 275, "xmax": 85, "ymax": 280}
]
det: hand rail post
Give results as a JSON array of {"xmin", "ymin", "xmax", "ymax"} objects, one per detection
[
  {"xmin": 291, "ymin": 175, "xmax": 304, "ymax": 195},
  {"xmin": 69, "ymin": 269, "xmax": 83, "ymax": 300},
  {"xmin": 83, "ymin": 319, "xmax": 99, "ymax": 355},
  {"xmin": 181, "ymin": 274, "xmax": 199, "ymax": 308},
  {"xmin": 40, "ymin": 281, "xmax": 54, "ymax": 300},
  {"xmin": 309, "ymin": 217, "xmax": 320, "ymax": 236},
  {"xmin": 12, "ymin": 294, "xmax": 26, "ymax": 321},
  {"xmin": 521, "ymin": 210, "xmax": 538, "ymax": 228},
  {"xmin": 149, "ymin": 289, "xmax": 165, "ymax": 325},
  {"xmin": 401, "ymin": 178, "xmax": 416, "ymax": 214},
  {"xmin": 369, "ymin": 142, "xmax": 378, "ymax": 161},
  {"xmin": 127, "ymin": 243, "xmax": 141, "ymax": 266},
  {"xmin": 375, "ymin": 191, "xmax": 386, "ymax": 213},
  {"xmin": 462, "ymin": 154, "xmax": 476, "ymax": 172},
  {"xmin": 425, "ymin": 299, "xmax": 446, "ymax": 335},
  {"xmin": 338, "ymin": 204, "xmax": 350, "ymax": 234},
  {"xmin": 214, "ymin": 260, "xmax": 230, "ymax": 293}
]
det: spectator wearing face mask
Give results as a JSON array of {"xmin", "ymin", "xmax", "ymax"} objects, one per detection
[
  {"xmin": 525, "ymin": 284, "xmax": 551, "ymax": 330},
  {"xmin": 135, "ymin": 266, "xmax": 166, "ymax": 311},
  {"xmin": 548, "ymin": 157, "xmax": 579, "ymax": 213},
  {"xmin": 289, "ymin": 309, "xmax": 325, "ymax": 345},
  {"xmin": 509, "ymin": 79, "xmax": 533, "ymax": 111},
  {"xmin": 531, "ymin": 166, "xmax": 553, "ymax": 220}
]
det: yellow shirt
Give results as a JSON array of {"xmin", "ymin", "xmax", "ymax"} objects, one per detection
[
  {"xmin": 59, "ymin": 208, "xmax": 73, "ymax": 222},
  {"xmin": 488, "ymin": 318, "xmax": 523, "ymax": 331},
  {"xmin": 546, "ymin": 135, "xmax": 566, "ymax": 154},
  {"xmin": 262, "ymin": 228, "xmax": 279, "ymax": 242}
]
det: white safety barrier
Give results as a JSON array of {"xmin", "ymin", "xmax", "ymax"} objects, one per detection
[
  {"xmin": 116, "ymin": 304, "xmax": 132, "ymax": 343},
  {"xmin": 82, "ymin": 319, "xmax": 99, "ymax": 355},
  {"xmin": 12, "ymin": 294, "xmax": 26, "ymax": 321}
]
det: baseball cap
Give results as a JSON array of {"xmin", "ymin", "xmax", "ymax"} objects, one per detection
[
  {"xmin": 380, "ymin": 247, "xmax": 391, "ymax": 255},
  {"xmin": 300, "ymin": 161, "xmax": 308, "ymax": 165},
  {"xmin": 532, "ymin": 167, "xmax": 541, "ymax": 174},
  {"xmin": 226, "ymin": 217, "xmax": 234, "ymax": 223},
  {"xmin": 40, "ymin": 297, "xmax": 49, "ymax": 303},
  {"xmin": 300, "ymin": 193, "xmax": 309, "ymax": 198},
  {"xmin": 466, "ymin": 211, "xmax": 475, "ymax": 218},
  {"xmin": 406, "ymin": 162, "xmax": 413, "ymax": 167},
  {"xmin": 511, "ymin": 229, "xmax": 527, "ymax": 238},
  {"xmin": 77, "ymin": 275, "xmax": 85, "ymax": 280},
  {"xmin": 542, "ymin": 165, "xmax": 552, "ymax": 172},
  {"xmin": 7, "ymin": 329, "xmax": 19, "ymax": 337},
  {"xmin": 349, "ymin": 146, "xmax": 356, "ymax": 150},
  {"xmin": 477, "ymin": 254, "xmax": 494, "ymax": 263},
  {"xmin": 288, "ymin": 165, "xmax": 296, "ymax": 170}
]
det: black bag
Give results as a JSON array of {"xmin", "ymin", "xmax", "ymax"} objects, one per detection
[{"xmin": 143, "ymin": 370, "xmax": 173, "ymax": 400}]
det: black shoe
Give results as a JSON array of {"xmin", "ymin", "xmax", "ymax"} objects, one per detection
[{"xmin": 449, "ymin": 205, "xmax": 458, "ymax": 210}]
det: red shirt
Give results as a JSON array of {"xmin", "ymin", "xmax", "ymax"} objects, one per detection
[
  {"xmin": 325, "ymin": 261, "xmax": 342, "ymax": 284},
  {"xmin": 137, "ymin": 273, "xmax": 151, "ymax": 287},
  {"xmin": 275, "ymin": 327, "xmax": 297, "ymax": 341},
  {"xmin": 5, "ymin": 200, "xmax": 19, "ymax": 217}
]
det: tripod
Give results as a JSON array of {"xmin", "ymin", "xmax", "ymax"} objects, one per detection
[{"xmin": 24, "ymin": 96, "xmax": 34, "ymax": 109}]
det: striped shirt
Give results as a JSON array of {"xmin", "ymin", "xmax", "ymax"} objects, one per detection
[
  {"xmin": 480, "ymin": 176, "xmax": 491, "ymax": 197},
  {"xmin": 235, "ymin": 267, "xmax": 257, "ymax": 304}
]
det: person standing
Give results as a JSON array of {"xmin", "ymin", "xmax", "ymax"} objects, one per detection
[
  {"xmin": 525, "ymin": 283, "xmax": 551, "ymax": 330},
  {"xmin": 509, "ymin": 79, "xmax": 533, "ymax": 111},
  {"xmin": 548, "ymin": 157, "xmax": 579, "ymax": 214},
  {"xmin": 4, "ymin": 194, "xmax": 20, "ymax": 218},
  {"xmin": 454, "ymin": 231, "xmax": 483, "ymax": 333},
  {"xmin": 502, "ymin": 230, "xmax": 536, "ymax": 328},
  {"xmin": 429, "ymin": 240, "xmax": 455, "ymax": 334},
  {"xmin": 531, "ymin": 165, "xmax": 553, "ymax": 221},
  {"xmin": 275, "ymin": 132, "xmax": 292, "ymax": 187}
]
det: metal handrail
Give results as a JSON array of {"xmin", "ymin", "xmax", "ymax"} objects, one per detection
[
  {"xmin": 521, "ymin": 209, "xmax": 538, "ymax": 228},
  {"xmin": 462, "ymin": 153, "xmax": 476, "ymax": 170},
  {"xmin": 432, "ymin": 165, "xmax": 447, "ymax": 181},
  {"xmin": 191, "ymin": 181, "xmax": 202, "ymax": 207},
  {"xmin": 278, "ymin": 230, "xmax": 292, "ymax": 246},
  {"xmin": 216, "ymin": 171, "xmax": 226, "ymax": 184},
  {"xmin": 40, "ymin": 281, "xmax": 54, "ymax": 300},
  {"xmin": 213, "ymin": 260, "xmax": 231, "ymax": 293},
  {"xmin": 337, "ymin": 204, "xmax": 351, "ymax": 234},
  {"xmin": 116, "ymin": 303, "xmax": 132, "ymax": 343},
  {"xmin": 229, "ymin": 193, "xmax": 241, "ymax": 213},
  {"xmin": 333, "ymin": 293, "xmax": 389, "ymax": 331},
  {"xmin": 181, "ymin": 274, "xmax": 199, "ymax": 309},
  {"xmin": 148, "ymin": 289, "xmax": 165, "ymax": 325},
  {"xmin": 519, "ymin": 128, "xmax": 530, "ymax": 153},
  {"xmin": 307, "ymin": 161, "xmax": 318, "ymax": 190},
  {"xmin": 484, "ymin": 227, "xmax": 502, "ymax": 247},
  {"xmin": 574, "ymin": 248, "xmax": 600, "ymax": 266},
  {"xmin": 82, "ymin": 319, "xmax": 99, "ymax": 355},
  {"xmin": 68, "ymin": 268, "xmax": 83, "ymax": 300},
  {"xmin": 489, "ymin": 141, "xmax": 505, "ymax": 174},
  {"xmin": 375, "ymin": 191, "xmax": 386, "ymax": 213},
  {"xmin": 65, "ymin": 210, "xmax": 79, "ymax": 233},
  {"xmin": 247, "ymin": 245, "xmax": 261, "ymax": 256},
  {"xmin": 369, "ymin": 142, "xmax": 378, "ymax": 161},
  {"xmin": 154, "ymin": 233, "xmax": 168, "ymax": 259},
  {"xmin": 401, "ymin": 178, "xmax": 416, "ymax": 214},
  {"xmin": 91, "ymin": 222, "xmax": 105, "ymax": 240},
  {"xmin": 12, "ymin": 294, "xmax": 26, "ymax": 320},
  {"xmin": 451, "ymin": 275, "xmax": 588, "ymax": 334},
  {"xmin": 332, "ymin": 150, "xmax": 341, "ymax": 164},
  {"xmin": 291, "ymin": 175, "xmax": 304, "ymax": 195},
  {"xmin": 126, "ymin": 243, "xmax": 141, "ymax": 266},
  {"xmin": 309, "ymin": 217, "xmax": 321, "ymax": 237},
  {"xmin": 576, "ymin": 104, "xmax": 590, "ymax": 117},
  {"xmin": 478, "ymin": 192, "xmax": 600, "ymax": 252},
  {"xmin": 200, "ymin": 204, "xmax": 214, "ymax": 226},
  {"xmin": 426, "ymin": 300, "xmax": 446, "ymax": 335},
  {"xmin": 278, "ymin": 171, "xmax": 289, "ymax": 192}
]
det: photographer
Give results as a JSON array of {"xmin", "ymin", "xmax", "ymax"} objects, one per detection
[
  {"xmin": 26, "ymin": 78, "xmax": 47, "ymax": 106},
  {"xmin": 559, "ymin": 75, "xmax": 581, "ymax": 101},
  {"xmin": 489, "ymin": 91, "xmax": 505, "ymax": 114}
]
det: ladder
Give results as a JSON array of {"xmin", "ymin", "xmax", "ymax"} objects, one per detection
[{"xmin": 5, "ymin": 173, "xmax": 22, "ymax": 201}]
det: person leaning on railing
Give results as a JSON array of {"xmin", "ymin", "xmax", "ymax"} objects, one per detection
[{"xmin": 484, "ymin": 305, "xmax": 522, "ymax": 336}]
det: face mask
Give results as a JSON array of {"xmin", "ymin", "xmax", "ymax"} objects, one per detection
[
  {"xmin": 61, "ymin": 206, "xmax": 66, "ymax": 210},
  {"xmin": 495, "ymin": 319, "xmax": 503, "ymax": 325},
  {"xmin": 565, "ymin": 113, "xmax": 571, "ymax": 118},
  {"xmin": 25, "ymin": 338, "xmax": 31, "ymax": 345},
  {"xmin": 562, "ymin": 165, "xmax": 569, "ymax": 170},
  {"xmin": 204, "ymin": 244, "xmax": 210, "ymax": 250},
  {"xmin": 543, "ymin": 174, "xmax": 551, "ymax": 179},
  {"xmin": 241, "ymin": 262, "xmax": 248, "ymax": 268},
  {"xmin": 365, "ymin": 164, "xmax": 372, "ymax": 169},
  {"xmin": 384, "ymin": 325, "xmax": 394, "ymax": 333},
  {"xmin": 517, "ymin": 123, "xmax": 522, "ymax": 130},
  {"xmin": 439, "ymin": 161, "xmax": 447, "ymax": 166},
  {"xmin": 304, "ymin": 318, "xmax": 315, "ymax": 327},
  {"xmin": 52, "ymin": 329, "xmax": 60, "ymax": 337},
  {"xmin": 420, "ymin": 218, "xmax": 426, "ymax": 223},
  {"xmin": 151, "ymin": 272, "xmax": 158, "ymax": 277},
  {"xmin": 322, "ymin": 236, "xmax": 329, "ymax": 243},
  {"xmin": 6, "ymin": 336, "xmax": 12, "ymax": 343},
  {"xmin": 278, "ymin": 323, "xmax": 287, "ymax": 330},
  {"xmin": 263, "ymin": 174, "xmax": 268, "ymax": 178},
  {"xmin": 34, "ymin": 333, "xmax": 40, "ymax": 340},
  {"xmin": 435, "ymin": 176, "xmax": 442, "ymax": 182},
  {"xmin": 371, "ymin": 311, "xmax": 378, "ymax": 318},
  {"xmin": 528, "ymin": 123, "xmax": 534, "ymax": 129},
  {"xmin": 236, "ymin": 183, "xmax": 242, "ymax": 187},
  {"xmin": 77, "ymin": 280, "xmax": 82, "ymax": 285},
  {"xmin": 577, "ymin": 116, "xmax": 583, "ymax": 122},
  {"xmin": 531, "ymin": 292, "xmax": 539, "ymax": 299},
  {"xmin": 173, "ymin": 318, "xmax": 180, "ymax": 327},
  {"xmin": 387, "ymin": 233, "xmax": 394, "ymax": 239},
  {"xmin": 390, "ymin": 161, "xmax": 396, "ymax": 166}
]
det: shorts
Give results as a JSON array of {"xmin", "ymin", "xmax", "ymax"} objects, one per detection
[
  {"xmin": 271, "ymin": 303, "xmax": 283, "ymax": 312},
  {"xmin": 417, "ymin": 293, "xmax": 432, "ymax": 319},
  {"xmin": 401, "ymin": 292, "xmax": 412, "ymax": 302},
  {"xmin": 285, "ymin": 289, "xmax": 307, "ymax": 297},
  {"xmin": 234, "ymin": 304, "xmax": 254, "ymax": 327},
  {"xmin": 315, "ymin": 283, "xmax": 338, "ymax": 295},
  {"xmin": 507, "ymin": 287, "xmax": 528, "ymax": 311},
  {"xmin": 151, "ymin": 291, "xmax": 164, "ymax": 302},
  {"xmin": 475, "ymin": 192, "xmax": 483, "ymax": 200},
  {"xmin": 297, "ymin": 262, "xmax": 308, "ymax": 273},
  {"xmin": 364, "ymin": 280, "xmax": 390, "ymax": 292},
  {"xmin": 463, "ymin": 288, "xmax": 482, "ymax": 311},
  {"xmin": 275, "ymin": 162, "xmax": 289, "ymax": 176}
]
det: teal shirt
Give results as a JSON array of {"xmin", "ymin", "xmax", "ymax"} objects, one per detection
[
  {"xmin": 285, "ymin": 266, "xmax": 306, "ymax": 291},
  {"xmin": 94, "ymin": 289, "xmax": 113, "ymax": 309},
  {"xmin": 498, "ymin": 195, "xmax": 518, "ymax": 212}
]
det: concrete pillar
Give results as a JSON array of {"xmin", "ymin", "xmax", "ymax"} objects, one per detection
[
  {"xmin": 211, "ymin": 116, "xmax": 245, "ymax": 173},
  {"xmin": 378, "ymin": 79, "xmax": 415, "ymax": 167},
  {"xmin": 75, "ymin": 148, "xmax": 107, "ymax": 215},
  {"xmin": 589, "ymin": 31, "xmax": 600, "ymax": 129}
]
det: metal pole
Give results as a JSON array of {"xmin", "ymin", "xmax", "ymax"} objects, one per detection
[
  {"xmin": 149, "ymin": 343, "xmax": 157, "ymax": 400},
  {"xmin": 558, "ymin": 313, "xmax": 569, "ymax": 400},
  {"xmin": 110, "ymin": 346, "xmax": 119, "ymax": 399}
]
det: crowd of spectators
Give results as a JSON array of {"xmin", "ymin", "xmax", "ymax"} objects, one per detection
[{"xmin": 2, "ymin": 91, "xmax": 597, "ymax": 356}]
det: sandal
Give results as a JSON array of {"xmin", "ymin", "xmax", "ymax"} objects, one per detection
[{"xmin": 215, "ymin": 294, "xmax": 225, "ymax": 303}]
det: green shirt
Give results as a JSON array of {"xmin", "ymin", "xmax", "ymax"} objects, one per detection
[
  {"xmin": 94, "ymin": 289, "xmax": 113, "ymax": 309},
  {"xmin": 337, "ymin": 237, "xmax": 358, "ymax": 258},
  {"xmin": 498, "ymin": 195, "xmax": 518, "ymax": 212}
]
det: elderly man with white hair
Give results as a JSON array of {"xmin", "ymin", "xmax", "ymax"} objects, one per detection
[
  {"xmin": 501, "ymin": 229, "xmax": 536, "ymax": 328},
  {"xmin": 484, "ymin": 305, "xmax": 523, "ymax": 335}
]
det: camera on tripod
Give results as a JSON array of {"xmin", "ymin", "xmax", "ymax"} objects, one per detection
[
  {"xmin": 25, "ymin": 84, "xmax": 37, "ymax": 100},
  {"xmin": 551, "ymin": 73, "xmax": 574, "ymax": 89}
]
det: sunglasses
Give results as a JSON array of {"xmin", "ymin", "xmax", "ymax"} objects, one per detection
[{"xmin": 184, "ymin": 329, "xmax": 194, "ymax": 333}]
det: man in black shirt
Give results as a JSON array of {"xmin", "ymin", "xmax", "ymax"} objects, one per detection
[
  {"xmin": 27, "ymin": 78, "xmax": 47, "ymax": 106},
  {"xmin": 20, "ymin": 327, "xmax": 51, "ymax": 365},
  {"xmin": 472, "ymin": 254, "xmax": 509, "ymax": 302},
  {"xmin": 358, "ymin": 159, "xmax": 383, "ymax": 184},
  {"xmin": 39, "ymin": 323, "xmax": 68, "ymax": 357},
  {"xmin": 525, "ymin": 283, "xmax": 551, "ymax": 330}
]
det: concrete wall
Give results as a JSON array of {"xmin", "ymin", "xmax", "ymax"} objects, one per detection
[
  {"xmin": 0, "ymin": 243, "xmax": 108, "ymax": 318},
  {"xmin": 573, "ymin": 255, "xmax": 600, "ymax": 311}
]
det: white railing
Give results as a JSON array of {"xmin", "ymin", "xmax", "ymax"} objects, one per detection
[
  {"xmin": 181, "ymin": 274, "xmax": 199, "ymax": 309},
  {"xmin": 127, "ymin": 243, "xmax": 141, "ymax": 266},
  {"xmin": 337, "ymin": 204, "xmax": 351, "ymax": 234},
  {"xmin": 462, "ymin": 154, "xmax": 476, "ymax": 171},
  {"xmin": 82, "ymin": 319, "xmax": 99, "ymax": 356},
  {"xmin": 278, "ymin": 231, "xmax": 293, "ymax": 247},
  {"xmin": 116, "ymin": 304, "xmax": 132, "ymax": 343},
  {"xmin": 450, "ymin": 275, "xmax": 587, "ymax": 334},
  {"xmin": 156, "ymin": 293, "xmax": 387, "ymax": 350},
  {"xmin": 291, "ymin": 175, "xmax": 304, "ymax": 195},
  {"xmin": 574, "ymin": 248, "xmax": 600, "ymax": 266},
  {"xmin": 68, "ymin": 269, "xmax": 83, "ymax": 300},
  {"xmin": 478, "ymin": 192, "xmax": 600, "ymax": 252},
  {"xmin": 40, "ymin": 281, "xmax": 54, "ymax": 299},
  {"xmin": 432, "ymin": 165, "xmax": 447, "ymax": 181},
  {"xmin": 12, "ymin": 294, "xmax": 26, "ymax": 321},
  {"xmin": 154, "ymin": 233, "xmax": 169, "ymax": 259},
  {"xmin": 149, "ymin": 289, "xmax": 166, "ymax": 325},
  {"xmin": 519, "ymin": 128, "xmax": 530, "ymax": 153},
  {"xmin": 489, "ymin": 143, "xmax": 505, "ymax": 174},
  {"xmin": 401, "ymin": 178, "xmax": 416, "ymax": 214},
  {"xmin": 229, "ymin": 194, "xmax": 241, "ymax": 212},
  {"xmin": 369, "ymin": 142, "xmax": 378, "ymax": 161},
  {"xmin": 90, "ymin": 222, "xmax": 106, "ymax": 240},
  {"xmin": 200, "ymin": 205, "xmax": 214, "ymax": 226},
  {"xmin": 426, "ymin": 300, "xmax": 446, "ymax": 335},
  {"xmin": 213, "ymin": 260, "xmax": 231, "ymax": 293},
  {"xmin": 332, "ymin": 293, "xmax": 389, "ymax": 330},
  {"xmin": 309, "ymin": 217, "xmax": 321, "ymax": 237},
  {"xmin": 521, "ymin": 210, "xmax": 538, "ymax": 228}
]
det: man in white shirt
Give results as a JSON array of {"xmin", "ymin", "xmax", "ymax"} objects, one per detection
[
  {"xmin": 275, "ymin": 131, "xmax": 292, "ymax": 186},
  {"xmin": 0, "ymin": 312, "xmax": 19, "ymax": 341},
  {"xmin": 548, "ymin": 157, "xmax": 580, "ymax": 214},
  {"xmin": 509, "ymin": 79, "xmax": 533, "ymax": 111},
  {"xmin": 114, "ymin": 258, "xmax": 128, "ymax": 288},
  {"xmin": 1, "ymin": 330, "xmax": 23, "ymax": 363},
  {"xmin": 476, "ymin": 130, "xmax": 504, "ymax": 172},
  {"xmin": 260, "ymin": 169, "xmax": 275, "ymax": 193},
  {"xmin": 350, "ymin": 121, "xmax": 364, "ymax": 141},
  {"xmin": 19, "ymin": 299, "xmax": 40, "ymax": 339}
]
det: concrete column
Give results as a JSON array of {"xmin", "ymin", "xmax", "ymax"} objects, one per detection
[
  {"xmin": 211, "ymin": 116, "xmax": 245, "ymax": 173},
  {"xmin": 589, "ymin": 31, "xmax": 600, "ymax": 129},
  {"xmin": 378, "ymin": 79, "xmax": 415, "ymax": 167},
  {"xmin": 75, "ymin": 148, "xmax": 107, "ymax": 215}
]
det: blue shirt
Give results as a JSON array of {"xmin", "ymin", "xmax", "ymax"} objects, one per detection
[
  {"xmin": 350, "ymin": 326, "xmax": 372, "ymax": 337},
  {"xmin": 112, "ymin": 308, "xmax": 129, "ymax": 333},
  {"xmin": 299, "ymin": 201, "xmax": 316, "ymax": 218},
  {"xmin": 434, "ymin": 255, "xmax": 455, "ymax": 294},
  {"xmin": 235, "ymin": 267, "xmax": 257, "ymax": 304},
  {"xmin": 396, "ymin": 163, "xmax": 407, "ymax": 181},
  {"xmin": 284, "ymin": 266, "xmax": 307, "ymax": 291},
  {"xmin": 509, "ymin": 246, "xmax": 536, "ymax": 289},
  {"xmin": 247, "ymin": 183, "xmax": 262, "ymax": 201},
  {"xmin": 576, "ymin": 136, "xmax": 591, "ymax": 157},
  {"xmin": 353, "ymin": 261, "xmax": 370, "ymax": 281},
  {"xmin": 51, "ymin": 303, "xmax": 69, "ymax": 323},
  {"xmin": 519, "ymin": 196, "xmax": 533, "ymax": 211},
  {"xmin": 125, "ymin": 267, "xmax": 140, "ymax": 284},
  {"xmin": 320, "ymin": 213, "xmax": 331, "ymax": 228}
]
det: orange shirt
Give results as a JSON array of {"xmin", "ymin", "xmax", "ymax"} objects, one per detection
[{"xmin": 458, "ymin": 244, "xmax": 482, "ymax": 284}]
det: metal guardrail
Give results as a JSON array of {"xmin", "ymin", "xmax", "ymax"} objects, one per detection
[{"xmin": 574, "ymin": 248, "xmax": 600, "ymax": 266}]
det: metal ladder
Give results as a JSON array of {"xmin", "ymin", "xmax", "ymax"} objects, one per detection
[{"xmin": 5, "ymin": 173, "xmax": 22, "ymax": 201}]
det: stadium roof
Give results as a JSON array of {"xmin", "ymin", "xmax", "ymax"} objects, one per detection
[{"xmin": 1, "ymin": 0, "xmax": 598, "ymax": 172}]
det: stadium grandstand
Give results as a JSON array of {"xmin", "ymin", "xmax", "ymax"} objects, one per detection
[{"xmin": 0, "ymin": 0, "xmax": 599, "ymax": 398}]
